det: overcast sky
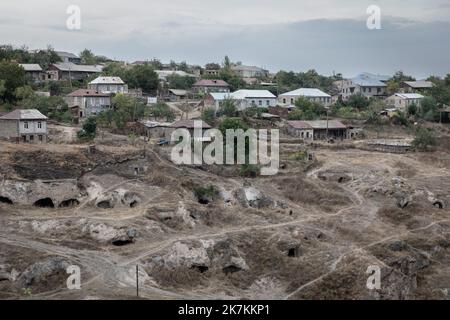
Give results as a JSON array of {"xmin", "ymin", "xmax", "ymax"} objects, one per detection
[{"xmin": 1, "ymin": 0, "xmax": 450, "ymax": 78}]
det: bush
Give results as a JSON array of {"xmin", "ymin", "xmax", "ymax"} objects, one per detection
[
  {"xmin": 77, "ymin": 117, "xmax": 97, "ymax": 141},
  {"xmin": 412, "ymin": 127, "xmax": 436, "ymax": 151}
]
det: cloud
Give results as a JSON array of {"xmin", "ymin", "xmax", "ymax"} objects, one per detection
[{"xmin": 0, "ymin": 1, "xmax": 449, "ymax": 77}]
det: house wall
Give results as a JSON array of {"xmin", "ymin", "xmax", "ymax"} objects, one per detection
[
  {"xmin": 193, "ymin": 86, "xmax": 230, "ymax": 94},
  {"xmin": 88, "ymin": 83, "xmax": 128, "ymax": 94},
  {"xmin": 236, "ymin": 98, "xmax": 277, "ymax": 110},
  {"xmin": 278, "ymin": 95, "xmax": 332, "ymax": 107},
  {"xmin": 0, "ymin": 119, "xmax": 19, "ymax": 139},
  {"xmin": 65, "ymin": 96, "xmax": 111, "ymax": 118},
  {"xmin": 285, "ymin": 125, "xmax": 314, "ymax": 140}
]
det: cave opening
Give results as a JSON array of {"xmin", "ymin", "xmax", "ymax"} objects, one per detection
[
  {"xmin": 34, "ymin": 198, "xmax": 55, "ymax": 208},
  {"xmin": 0, "ymin": 196, "xmax": 13, "ymax": 205},
  {"xmin": 59, "ymin": 199, "xmax": 80, "ymax": 208},
  {"xmin": 222, "ymin": 265, "xmax": 242, "ymax": 275},
  {"xmin": 288, "ymin": 247, "xmax": 300, "ymax": 258},
  {"xmin": 97, "ymin": 200, "xmax": 113, "ymax": 209},
  {"xmin": 191, "ymin": 265, "xmax": 209, "ymax": 273},
  {"xmin": 112, "ymin": 239, "xmax": 134, "ymax": 246},
  {"xmin": 433, "ymin": 201, "xmax": 444, "ymax": 209}
]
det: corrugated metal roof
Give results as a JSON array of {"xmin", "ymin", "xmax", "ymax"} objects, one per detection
[
  {"xmin": 209, "ymin": 92, "xmax": 232, "ymax": 100},
  {"xmin": 351, "ymin": 73, "xmax": 388, "ymax": 87},
  {"xmin": 231, "ymin": 90, "xmax": 276, "ymax": 99},
  {"xmin": 52, "ymin": 62, "xmax": 103, "ymax": 73},
  {"xmin": 395, "ymin": 93, "xmax": 424, "ymax": 99},
  {"xmin": 288, "ymin": 120, "xmax": 346, "ymax": 130},
  {"xmin": 19, "ymin": 64, "xmax": 43, "ymax": 72},
  {"xmin": 170, "ymin": 120, "xmax": 211, "ymax": 129},
  {"xmin": 0, "ymin": 109, "xmax": 47, "ymax": 120},
  {"xmin": 169, "ymin": 89, "xmax": 188, "ymax": 96},
  {"xmin": 193, "ymin": 79, "xmax": 229, "ymax": 87},
  {"xmin": 89, "ymin": 76, "xmax": 125, "ymax": 84},
  {"xmin": 279, "ymin": 88, "xmax": 331, "ymax": 98},
  {"xmin": 66, "ymin": 89, "xmax": 111, "ymax": 97},
  {"xmin": 403, "ymin": 81, "xmax": 434, "ymax": 89}
]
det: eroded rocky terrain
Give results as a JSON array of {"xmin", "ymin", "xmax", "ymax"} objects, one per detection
[{"xmin": 0, "ymin": 139, "xmax": 449, "ymax": 300}]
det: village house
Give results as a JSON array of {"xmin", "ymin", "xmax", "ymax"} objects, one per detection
[
  {"xmin": 156, "ymin": 70, "xmax": 197, "ymax": 82},
  {"xmin": 0, "ymin": 109, "xmax": 48, "ymax": 143},
  {"xmin": 65, "ymin": 89, "xmax": 111, "ymax": 120},
  {"xmin": 203, "ymin": 92, "xmax": 232, "ymax": 111},
  {"xmin": 278, "ymin": 88, "xmax": 332, "ymax": 107},
  {"xmin": 19, "ymin": 64, "xmax": 45, "ymax": 83},
  {"xmin": 135, "ymin": 120, "xmax": 172, "ymax": 139},
  {"xmin": 335, "ymin": 73, "xmax": 389, "ymax": 100},
  {"xmin": 231, "ymin": 65, "xmax": 269, "ymax": 79},
  {"xmin": 400, "ymin": 81, "xmax": 434, "ymax": 93},
  {"xmin": 386, "ymin": 93, "xmax": 424, "ymax": 111},
  {"xmin": 48, "ymin": 62, "xmax": 103, "ymax": 81},
  {"xmin": 88, "ymin": 76, "xmax": 128, "ymax": 94},
  {"xmin": 167, "ymin": 89, "xmax": 188, "ymax": 102},
  {"xmin": 192, "ymin": 79, "xmax": 230, "ymax": 94},
  {"xmin": 56, "ymin": 51, "xmax": 82, "ymax": 64},
  {"xmin": 285, "ymin": 120, "xmax": 348, "ymax": 141},
  {"xmin": 230, "ymin": 90, "xmax": 277, "ymax": 110}
]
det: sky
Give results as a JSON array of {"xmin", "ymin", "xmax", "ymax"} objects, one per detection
[{"xmin": 1, "ymin": 0, "xmax": 450, "ymax": 78}]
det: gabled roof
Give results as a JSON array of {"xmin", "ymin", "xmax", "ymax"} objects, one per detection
[
  {"xmin": 287, "ymin": 120, "xmax": 347, "ymax": 130},
  {"xmin": 231, "ymin": 90, "xmax": 276, "ymax": 99},
  {"xmin": 231, "ymin": 65, "xmax": 268, "ymax": 72},
  {"xmin": 89, "ymin": 76, "xmax": 125, "ymax": 85},
  {"xmin": 351, "ymin": 72, "xmax": 388, "ymax": 87},
  {"xmin": 279, "ymin": 88, "xmax": 331, "ymax": 98},
  {"xmin": 19, "ymin": 64, "xmax": 43, "ymax": 72},
  {"xmin": 66, "ymin": 89, "xmax": 111, "ymax": 97},
  {"xmin": 52, "ymin": 62, "xmax": 103, "ymax": 73},
  {"xmin": 0, "ymin": 109, "xmax": 47, "ymax": 120},
  {"xmin": 209, "ymin": 92, "xmax": 232, "ymax": 100},
  {"xmin": 193, "ymin": 79, "xmax": 229, "ymax": 87},
  {"xmin": 394, "ymin": 93, "xmax": 424, "ymax": 99},
  {"xmin": 56, "ymin": 51, "xmax": 79, "ymax": 59},
  {"xmin": 169, "ymin": 89, "xmax": 188, "ymax": 96},
  {"xmin": 403, "ymin": 81, "xmax": 434, "ymax": 89},
  {"xmin": 170, "ymin": 120, "xmax": 211, "ymax": 129}
]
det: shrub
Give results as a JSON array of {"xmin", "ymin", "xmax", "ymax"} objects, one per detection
[{"xmin": 412, "ymin": 127, "xmax": 436, "ymax": 151}]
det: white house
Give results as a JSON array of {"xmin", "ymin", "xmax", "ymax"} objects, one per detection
[
  {"xmin": 88, "ymin": 76, "xmax": 128, "ymax": 94},
  {"xmin": 230, "ymin": 90, "xmax": 277, "ymax": 110},
  {"xmin": 386, "ymin": 93, "xmax": 424, "ymax": 111},
  {"xmin": 334, "ymin": 73, "xmax": 389, "ymax": 100},
  {"xmin": 0, "ymin": 109, "xmax": 48, "ymax": 143},
  {"xmin": 278, "ymin": 88, "xmax": 332, "ymax": 107}
]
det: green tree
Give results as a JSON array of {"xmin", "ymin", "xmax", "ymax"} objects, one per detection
[
  {"xmin": 218, "ymin": 117, "xmax": 249, "ymax": 135},
  {"xmin": 150, "ymin": 102, "xmax": 175, "ymax": 122},
  {"xmin": 0, "ymin": 61, "xmax": 26, "ymax": 102},
  {"xmin": 129, "ymin": 64, "xmax": 159, "ymax": 93},
  {"xmin": 166, "ymin": 74, "xmax": 196, "ymax": 90},
  {"xmin": 79, "ymin": 49, "xmax": 96, "ymax": 65},
  {"xmin": 420, "ymin": 96, "xmax": 438, "ymax": 121},
  {"xmin": 77, "ymin": 117, "xmax": 97, "ymax": 140},
  {"xmin": 412, "ymin": 127, "xmax": 436, "ymax": 151},
  {"xmin": 201, "ymin": 108, "xmax": 216, "ymax": 126},
  {"xmin": 218, "ymin": 98, "xmax": 237, "ymax": 117}
]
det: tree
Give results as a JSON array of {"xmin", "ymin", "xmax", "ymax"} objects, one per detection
[
  {"xmin": 111, "ymin": 94, "xmax": 147, "ymax": 129},
  {"xmin": 77, "ymin": 117, "xmax": 97, "ymax": 140},
  {"xmin": 150, "ymin": 102, "xmax": 175, "ymax": 122},
  {"xmin": 346, "ymin": 94, "xmax": 370, "ymax": 110},
  {"xmin": 420, "ymin": 96, "xmax": 438, "ymax": 121},
  {"xmin": 166, "ymin": 74, "xmax": 196, "ymax": 90},
  {"xmin": 205, "ymin": 63, "xmax": 220, "ymax": 70},
  {"xmin": 412, "ymin": 127, "xmax": 436, "ymax": 151},
  {"xmin": 218, "ymin": 98, "xmax": 237, "ymax": 117},
  {"xmin": 79, "ymin": 49, "xmax": 96, "ymax": 65},
  {"xmin": 0, "ymin": 61, "xmax": 26, "ymax": 102},
  {"xmin": 218, "ymin": 117, "xmax": 249, "ymax": 135},
  {"xmin": 129, "ymin": 64, "xmax": 159, "ymax": 93},
  {"xmin": 201, "ymin": 108, "xmax": 216, "ymax": 126}
]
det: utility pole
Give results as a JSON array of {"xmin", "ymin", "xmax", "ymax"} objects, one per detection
[
  {"xmin": 326, "ymin": 107, "xmax": 329, "ymax": 141},
  {"xmin": 136, "ymin": 265, "xmax": 139, "ymax": 298}
]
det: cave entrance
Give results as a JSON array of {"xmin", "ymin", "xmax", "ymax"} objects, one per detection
[
  {"xmin": 222, "ymin": 265, "xmax": 242, "ymax": 275},
  {"xmin": 97, "ymin": 200, "xmax": 113, "ymax": 209},
  {"xmin": 112, "ymin": 239, "xmax": 134, "ymax": 246},
  {"xmin": 34, "ymin": 198, "xmax": 55, "ymax": 208},
  {"xmin": 59, "ymin": 199, "xmax": 80, "ymax": 208},
  {"xmin": 198, "ymin": 198, "xmax": 209, "ymax": 205},
  {"xmin": 129, "ymin": 200, "xmax": 139, "ymax": 208},
  {"xmin": 288, "ymin": 247, "xmax": 300, "ymax": 258},
  {"xmin": 433, "ymin": 201, "xmax": 444, "ymax": 209},
  {"xmin": 191, "ymin": 265, "xmax": 209, "ymax": 273},
  {"xmin": 0, "ymin": 196, "xmax": 13, "ymax": 205}
]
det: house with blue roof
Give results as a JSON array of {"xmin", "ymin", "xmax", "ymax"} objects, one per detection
[{"xmin": 334, "ymin": 72, "xmax": 389, "ymax": 100}]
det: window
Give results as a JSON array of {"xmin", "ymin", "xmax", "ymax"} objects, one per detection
[
  {"xmin": 291, "ymin": 98, "xmax": 294, "ymax": 104},
  {"xmin": 29, "ymin": 135, "xmax": 34, "ymax": 141},
  {"xmin": 258, "ymin": 100, "xmax": 262, "ymax": 106},
  {"xmin": 283, "ymin": 98, "xmax": 286, "ymax": 104},
  {"xmin": 266, "ymin": 100, "xmax": 270, "ymax": 106},
  {"xmin": 38, "ymin": 135, "xmax": 43, "ymax": 141},
  {"xmin": 37, "ymin": 122, "xmax": 42, "ymax": 129},
  {"xmin": 24, "ymin": 122, "xmax": 29, "ymax": 129}
]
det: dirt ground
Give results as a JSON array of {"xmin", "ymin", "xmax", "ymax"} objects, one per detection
[{"xmin": 0, "ymin": 136, "xmax": 449, "ymax": 300}]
